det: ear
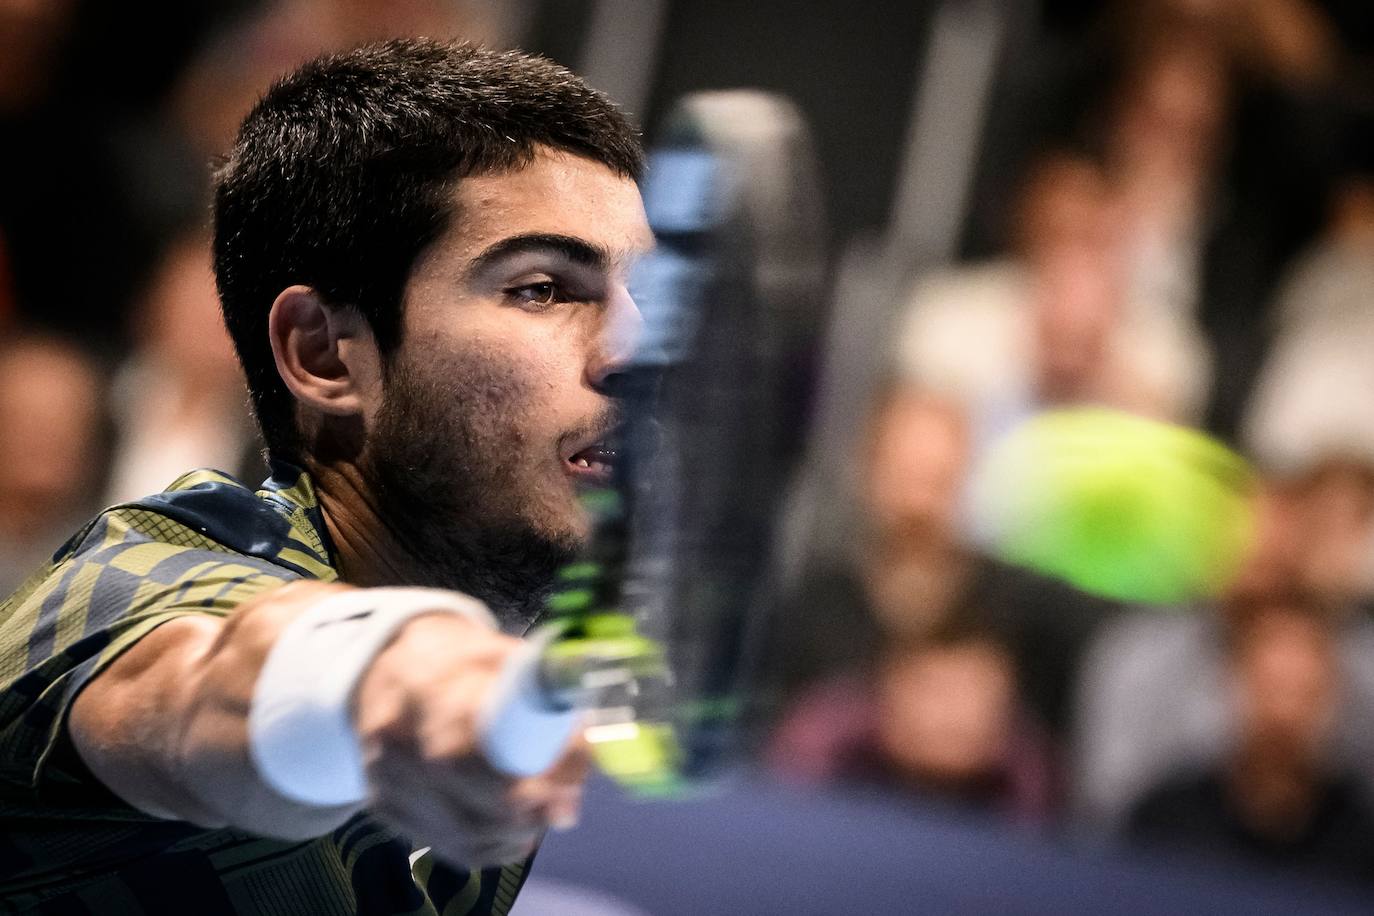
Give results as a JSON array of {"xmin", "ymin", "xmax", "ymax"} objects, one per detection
[{"xmin": 267, "ymin": 286, "xmax": 380, "ymax": 418}]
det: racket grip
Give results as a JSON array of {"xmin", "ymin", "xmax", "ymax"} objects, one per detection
[{"xmin": 478, "ymin": 624, "xmax": 580, "ymax": 777}]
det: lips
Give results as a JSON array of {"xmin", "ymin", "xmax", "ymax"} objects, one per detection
[{"xmin": 566, "ymin": 442, "xmax": 617, "ymax": 484}]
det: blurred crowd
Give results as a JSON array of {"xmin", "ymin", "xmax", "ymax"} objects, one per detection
[
  {"xmin": 3, "ymin": 0, "xmax": 1374, "ymax": 898},
  {"xmin": 767, "ymin": 0, "xmax": 1374, "ymax": 896}
]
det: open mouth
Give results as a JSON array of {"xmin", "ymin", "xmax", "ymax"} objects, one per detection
[{"xmin": 565, "ymin": 442, "xmax": 617, "ymax": 484}]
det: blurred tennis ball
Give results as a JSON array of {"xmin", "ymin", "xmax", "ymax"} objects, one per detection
[{"xmin": 969, "ymin": 408, "xmax": 1257, "ymax": 604}]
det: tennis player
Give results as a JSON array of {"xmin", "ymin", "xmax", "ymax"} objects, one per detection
[{"xmin": 0, "ymin": 40, "xmax": 651, "ymax": 915}]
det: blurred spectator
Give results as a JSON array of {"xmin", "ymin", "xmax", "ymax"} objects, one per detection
[
  {"xmin": 1267, "ymin": 168, "xmax": 1374, "ymax": 332},
  {"xmin": 1245, "ymin": 464, "xmax": 1374, "ymax": 611},
  {"xmin": 1126, "ymin": 597, "xmax": 1374, "ymax": 888},
  {"xmin": 1071, "ymin": 483, "xmax": 1374, "ymax": 832},
  {"xmin": 963, "ymin": 0, "xmax": 1345, "ymax": 440},
  {"xmin": 0, "ymin": 332, "xmax": 106, "ymax": 593},
  {"xmin": 103, "ymin": 229, "xmax": 260, "ymax": 504},
  {"xmin": 859, "ymin": 388, "xmax": 971, "ymax": 640},
  {"xmin": 770, "ymin": 601, "xmax": 1056, "ymax": 827},
  {"xmin": 896, "ymin": 150, "xmax": 1212, "ymax": 462},
  {"xmin": 1099, "ymin": 25, "xmax": 1230, "ymax": 325},
  {"xmin": 1242, "ymin": 134, "xmax": 1374, "ymax": 605},
  {"xmin": 770, "ymin": 380, "xmax": 1118, "ymax": 758}
]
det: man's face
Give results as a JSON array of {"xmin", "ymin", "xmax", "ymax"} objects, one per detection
[{"xmin": 363, "ymin": 148, "xmax": 652, "ymax": 626}]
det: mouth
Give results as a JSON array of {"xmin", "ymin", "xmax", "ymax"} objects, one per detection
[{"xmin": 564, "ymin": 441, "xmax": 618, "ymax": 486}]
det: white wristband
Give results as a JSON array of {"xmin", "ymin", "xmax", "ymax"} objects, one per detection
[{"xmin": 248, "ymin": 586, "xmax": 497, "ymax": 807}]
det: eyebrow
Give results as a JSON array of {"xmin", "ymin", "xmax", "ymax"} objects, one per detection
[{"xmin": 467, "ymin": 232, "xmax": 615, "ymax": 275}]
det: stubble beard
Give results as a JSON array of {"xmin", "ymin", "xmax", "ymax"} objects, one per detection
[{"xmin": 363, "ymin": 356, "xmax": 582, "ymax": 634}]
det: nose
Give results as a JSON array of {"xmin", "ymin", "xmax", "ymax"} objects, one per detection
[{"xmin": 588, "ymin": 286, "xmax": 644, "ymax": 397}]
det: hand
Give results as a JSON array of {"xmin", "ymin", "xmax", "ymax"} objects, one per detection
[{"xmin": 354, "ymin": 613, "xmax": 589, "ymax": 866}]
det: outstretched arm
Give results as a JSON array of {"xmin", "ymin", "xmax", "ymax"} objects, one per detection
[{"xmin": 68, "ymin": 580, "xmax": 585, "ymax": 866}]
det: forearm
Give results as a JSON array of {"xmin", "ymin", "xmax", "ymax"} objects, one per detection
[
  {"xmin": 68, "ymin": 579, "xmax": 580, "ymax": 865},
  {"xmin": 69, "ymin": 580, "xmax": 363, "ymax": 837}
]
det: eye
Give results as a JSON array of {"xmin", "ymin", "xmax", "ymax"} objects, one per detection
[{"xmin": 508, "ymin": 281, "xmax": 570, "ymax": 308}]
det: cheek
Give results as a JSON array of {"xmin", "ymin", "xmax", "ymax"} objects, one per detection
[
  {"xmin": 432, "ymin": 339, "xmax": 569, "ymax": 457},
  {"xmin": 396, "ymin": 310, "xmax": 600, "ymax": 477},
  {"xmin": 495, "ymin": 322, "xmax": 595, "ymax": 411}
]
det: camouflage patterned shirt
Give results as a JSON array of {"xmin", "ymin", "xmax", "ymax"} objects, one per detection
[{"xmin": 0, "ymin": 464, "xmax": 529, "ymax": 915}]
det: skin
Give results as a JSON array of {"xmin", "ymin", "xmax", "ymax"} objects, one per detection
[
  {"xmin": 341, "ymin": 153, "xmax": 651, "ymax": 625},
  {"xmin": 876, "ymin": 640, "xmax": 1016, "ymax": 791},
  {"xmin": 69, "ymin": 147, "xmax": 654, "ymax": 867},
  {"xmin": 861, "ymin": 388, "xmax": 972, "ymax": 638},
  {"xmin": 1227, "ymin": 608, "xmax": 1338, "ymax": 840}
]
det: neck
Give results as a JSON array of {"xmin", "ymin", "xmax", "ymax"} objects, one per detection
[
  {"xmin": 306, "ymin": 458, "xmax": 421, "ymax": 588},
  {"xmin": 292, "ymin": 447, "xmax": 562, "ymax": 633}
]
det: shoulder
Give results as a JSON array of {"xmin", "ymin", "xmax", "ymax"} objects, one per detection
[
  {"xmin": 894, "ymin": 262, "xmax": 1031, "ymax": 397},
  {"xmin": 120, "ymin": 468, "xmax": 336, "ymax": 582},
  {"xmin": 1, "ymin": 467, "xmax": 335, "ymax": 682},
  {"xmin": 0, "ymin": 470, "xmax": 332, "ymax": 801}
]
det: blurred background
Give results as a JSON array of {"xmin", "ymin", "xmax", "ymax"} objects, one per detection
[{"xmin": 4, "ymin": 0, "xmax": 1374, "ymax": 905}]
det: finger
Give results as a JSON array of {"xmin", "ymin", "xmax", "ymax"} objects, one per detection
[
  {"xmin": 547, "ymin": 791, "xmax": 582, "ymax": 832},
  {"xmin": 507, "ymin": 736, "xmax": 591, "ymax": 809},
  {"xmin": 507, "ymin": 779, "xmax": 583, "ymax": 832},
  {"xmin": 542, "ymin": 732, "xmax": 594, "ymax": 786}
]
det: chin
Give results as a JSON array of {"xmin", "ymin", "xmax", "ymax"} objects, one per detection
[
  {"xmin": 548, "ymin": 504, "xmax": 595, "ymax": 550},
  {"xmin": 552, "ymin": 476, "xmax": 601, "ymax": 541}
]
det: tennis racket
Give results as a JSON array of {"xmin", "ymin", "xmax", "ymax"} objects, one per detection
[{"xmin": 480, "ymin": 90, "xmax": 829, "ymax": 795}]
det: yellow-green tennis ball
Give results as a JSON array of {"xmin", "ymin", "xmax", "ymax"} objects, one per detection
[{"xmin": 970, "ymin": 408, "xmax": 1257, "ymax": 604}]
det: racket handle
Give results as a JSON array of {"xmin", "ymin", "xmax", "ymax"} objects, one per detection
[{"xmin": 478, "ymin": 624, "xmax": 580, "ymax": 777}]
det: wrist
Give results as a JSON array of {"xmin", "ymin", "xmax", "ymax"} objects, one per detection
[{"xmin": 247, "ymin": 587, "xmax": 497, "ymax": 807}]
